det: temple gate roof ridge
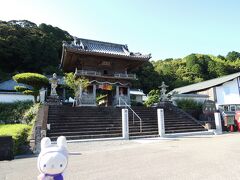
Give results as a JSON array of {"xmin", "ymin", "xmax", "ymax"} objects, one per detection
[{"xmin": 62, "ymin": 37, "xmax": 151, "ymax": 60}]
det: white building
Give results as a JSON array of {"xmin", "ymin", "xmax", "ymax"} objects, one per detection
[
  {"xmin": 170, "ymin": 72, "xmax": 240, "ymax": 111},
  {"xmin": 0, "ymin": 80, "xmax": 34, "ymax": 103},
  {"xmin": 130, "ymin": 89, "xmax": 146, "ymax": 104}
]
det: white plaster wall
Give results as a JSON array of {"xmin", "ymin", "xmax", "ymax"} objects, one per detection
[
  {"xmin": 135, "ymin": 95, "xmax": 142, "ymax": 103},
  {"xmin": 216, "ymin": 78, "xmax": 240, "ymax": 105},
  {"xmin": 0, "ymin": 94, "xmax": 34, "ymax": 103}
]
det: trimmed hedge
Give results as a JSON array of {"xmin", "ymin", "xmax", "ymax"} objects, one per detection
[
  {"xmin": 0, "ymin": 101, "xmax": 33, "ymax": 124},
  {"xmin": 13, "ymin": 72, "xmax": 49, "ymax": 89},
  {"xmin": 14, "ymin": 85, "xmax": 29, "ymax": 92},
  {"xmin": 0, "ymin": 124, "xmax": 31, "ymax": 155}
]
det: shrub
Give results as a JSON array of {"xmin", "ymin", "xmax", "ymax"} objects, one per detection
[
  {"xmin": 175, "ymin": 99, "xmax": 203, "ymax": 111},
  {"xmin": 23, "ymin": 103, "xmax": 40, "ymax": 125},
  {"xmin": 144, "ymin": 89, "xmax": 160, "ymax": 107},
  {"xmin": 0, "ymin": 101, "xmax": 33, "ymax": 124},
  {"xmin": 13, "ymin": 73, "xmax": 49, "ymax": 89},
  {"xmin": 14, "ymin": 85, "xmax": 29, "ymax": 92},
  {"xmin": 131, "ymin": 101, "xmax": 144, "ymax": 106},
  {"xmin": 0, "ymin": 124, "xmax": 31, "ymax": 155},
  {"xmin": 13, "ymin": 73, "xmax": 49, "ymax": 102}
]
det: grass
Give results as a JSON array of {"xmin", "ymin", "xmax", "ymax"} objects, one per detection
[{"xmin": 0, "ymin": 124, "xmax": 32, "ymax": 155}]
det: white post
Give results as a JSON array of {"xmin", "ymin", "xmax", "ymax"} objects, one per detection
[
  {"xmin": 122, "ymin": 109, "xmax": 129, "ymax": 139},
  {"xmin": 157, "ymin": 109, "xmax": 165, "ymax": 137},
  {"xmin": 214, "ymin": 112, "xmax": 222, "ymax": 135}
]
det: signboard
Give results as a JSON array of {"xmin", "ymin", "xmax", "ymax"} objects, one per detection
[
  {"xmin": 100, "ymin": 61, "xmax": 111, "ymax": 66},
  {"xmin": 202, "ymin": 100, "xmax": 216, "ymax": 114}
]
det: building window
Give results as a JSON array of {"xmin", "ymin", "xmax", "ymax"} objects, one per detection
[{"xmin": 230, "ymin": 105, "xmax": 236, "ymax": 112}]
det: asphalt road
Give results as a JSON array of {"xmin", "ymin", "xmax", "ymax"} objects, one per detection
[{"xmin": 1, "ymin": 133, "xmax": 240, "ymax": 180}]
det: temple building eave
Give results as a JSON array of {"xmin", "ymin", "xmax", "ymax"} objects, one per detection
[{"xmin": 60, "ymin": 44, "xmax": 151, "ymax": 67}]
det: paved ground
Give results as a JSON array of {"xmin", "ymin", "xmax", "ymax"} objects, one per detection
[{"xmin": 1, "ymin": 133, "xmax": 240, "ymax": 180}]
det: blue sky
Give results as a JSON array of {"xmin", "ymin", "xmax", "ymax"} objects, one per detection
[{"xmin": 1, "ymin": 0, "xmax": 240, "ymax": 60}]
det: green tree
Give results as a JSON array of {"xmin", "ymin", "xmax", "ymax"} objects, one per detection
[
  {"xmin": 226, "ymin": 51, "xmax": 240, "ymax": 62},
  {"xmin": 13, "ymin": 73, "xmax": 49, "ymax": 102},
  {"xmin": 64, "ymin": 73, "xmax": 90, "ymax": 98},
  {"xmin": 132, "ymin": 62, "xmax": 162, "ymax": 93},
  {"xmin": 144, "ymin": 89, "xmax": 160, "ymax": 107},
  {"xmin": 0, "ymin": 20, "xmax": 72, "ymax": 74}
]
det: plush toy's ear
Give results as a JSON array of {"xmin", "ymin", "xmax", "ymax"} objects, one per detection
[
  {"xmin": 57, "ymin": 136, "xmax": 67, "ymax": 148},
  {"xmin": 41, "ymin": 137, "xmax": 51, "ymax": 150}
]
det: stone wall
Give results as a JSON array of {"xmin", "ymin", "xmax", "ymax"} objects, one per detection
[{"xmin": 0, "ymin": 136, "xmax": 13, "ymax": 160}]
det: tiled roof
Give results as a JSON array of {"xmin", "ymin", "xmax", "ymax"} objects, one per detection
[
  {"xmin": 170, "ymin": 72, "xmax": 240, "ymax": 94},
  {"xmin": 63, "ymin": 37, "xmax": 151, "ymax": 60},
  {"xmin": 0, "ymin": 80, "xmax": 33, "ymax": 91}
]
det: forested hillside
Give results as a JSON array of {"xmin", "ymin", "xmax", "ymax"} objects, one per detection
[
  {"xmin": 133, "ymin": 53, "xmax": 240, "ymax": 93},
  {"xmin": 0, "ymin": 20, "xmax": 72, "ymax": 79},
  {"xmin": 0, "ymin": 20, "xmax": 240, "ymax": 93}
]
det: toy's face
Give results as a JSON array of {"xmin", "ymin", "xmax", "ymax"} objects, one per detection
[{"xmin": 39, "ymin": 152, "xmax": 67, "ymax": 175}]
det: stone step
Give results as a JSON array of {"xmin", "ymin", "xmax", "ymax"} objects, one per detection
[
  {"xmin": 165, "ymin": 125, "xmax": 205, "ymax": 130},
  {"xmin": 130, "ymin": 131, "xmax": 158, "ymax": 137},
  {"xmin": 48, "ymin": 122, "xmax": 121, "ymax": 126},
  {"xmin": 48, "ymin": 126, "xmax": 122, "ymax": 132},
  {"xmin": 48, "ymin": 129, "xmax": 122, "ymax": 136},
  {"xmin": 165, "ymin": 128, "xmax": 206, "ymax": 134},
  {"xmin": 49, "ymin": 133, "xmax": 123, "ymax": 141},
  {"xmin": 47, "ymin": 105, "xmax": 205, "ymax": 140},
  {"xmin": 48, "ymin": 119, "xmax": 122, "ymax": 123}
]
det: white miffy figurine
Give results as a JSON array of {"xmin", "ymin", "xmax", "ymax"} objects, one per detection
[{"xmin": 37, "ymin": 136, "xmax": 68, "ymax": 180}]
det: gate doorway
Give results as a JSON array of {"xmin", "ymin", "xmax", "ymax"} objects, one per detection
[{"xmin": 96, "ymin": 85, "xmax": 116, "ymax": 106}]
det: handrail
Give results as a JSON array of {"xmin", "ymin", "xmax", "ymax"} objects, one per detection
[{"xmin": 119, "ymin": 97, "xmax": 142, "ymax": 132}]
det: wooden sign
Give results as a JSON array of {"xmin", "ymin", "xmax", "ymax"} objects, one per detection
[
  {"xmin": 202, "ymin": 100, "xmax": 216, "ymax": 114},
  {"xmin": 100, "ymin": 61, "xmax": 111, "ymax": 66}
]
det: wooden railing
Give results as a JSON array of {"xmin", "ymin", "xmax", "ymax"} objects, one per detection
[
  {"xmin": 114, "ymin": 73, "xmax": 136, "ymax": 79},
  {"xmin": 76, "ymin": 70, "xmax": 137, "ymax": 79},
  {"xmin": 77, "ymin": 70, "xmax": 101, "ymax": 76}
]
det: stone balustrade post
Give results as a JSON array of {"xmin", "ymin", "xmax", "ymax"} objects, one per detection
[
  {"xmin": 122, "ymin": 109, "xmax": 129, "ymax": 139},
  {"xmin": 157, "ymin": 109, "xmax": 165, "ymax": 137}
]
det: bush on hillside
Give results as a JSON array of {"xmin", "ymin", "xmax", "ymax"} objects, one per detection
[{"xmin": 0, "ymin": 124, "xmax": 32, "ymax": 155}]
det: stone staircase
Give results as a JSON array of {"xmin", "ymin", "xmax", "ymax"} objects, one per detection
[
  {"xmin": 46, "ymin": 103, "xmax": 206, "ymax": 141},
  {"xmin": 47, "ymin": 106, "xmax": 122, "ymax": 141},
  {"xmin": 128, "ymin": 105, "xmax": 206, "ymax": 138},
  {"xmin": 128, "ymin": 107, "xmax": 158, "ymax": 138}
]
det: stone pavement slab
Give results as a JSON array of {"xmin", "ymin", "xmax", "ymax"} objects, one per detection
[{"xmin": 1, "ymin": 133, "xmax": 240, "ymax": 180}]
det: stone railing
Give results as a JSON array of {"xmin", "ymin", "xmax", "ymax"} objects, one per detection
[
  {"xmin": 76, "ymin": 70, "xmax": 136, "ymax": 79},
  {"xmin": 113, "ymin": 95, "xmax": 130, "ymax": 106},
  {"xmin": 79, "ymin": 94, "xmax": 96, "ymax": 106},
  {"xmin": 30, "ymin": 105, "xmax": 49, "ymax": 153}
]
